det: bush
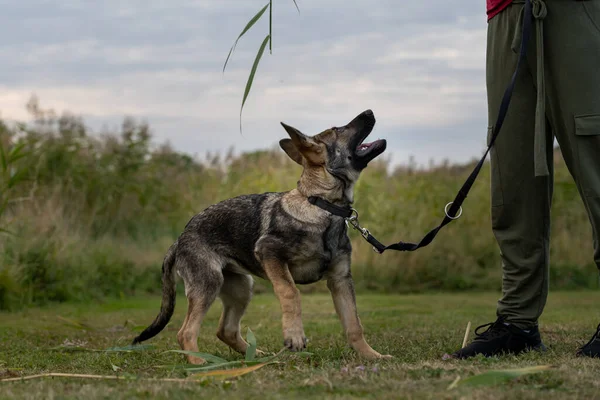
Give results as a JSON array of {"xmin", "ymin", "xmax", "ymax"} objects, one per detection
[{"xmin": 0, "ymin": 97, "xmax": 597, "ymax": 310}]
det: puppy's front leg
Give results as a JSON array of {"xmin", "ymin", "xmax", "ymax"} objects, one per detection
[
  {"xmin": 262, "ymin": 259, "xmax": 307, "ymax": 351},
  {"xmin": 327, "ymin": 257, "xmax": 391, "ymax": 359}
]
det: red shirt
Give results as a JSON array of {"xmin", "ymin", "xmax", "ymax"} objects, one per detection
[{"xmin": 487, "ymin": 0, "xmax": 513, "ymax": 20}]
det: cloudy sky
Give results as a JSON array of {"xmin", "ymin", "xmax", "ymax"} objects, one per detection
[{"xmin": 0, "ymin": 0, "xmax": 489, "ymax": 166}]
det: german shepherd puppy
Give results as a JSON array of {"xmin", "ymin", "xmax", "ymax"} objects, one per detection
[{"xmin": 133, "ymin": 110, "xmax": 389, "ymax": 363}]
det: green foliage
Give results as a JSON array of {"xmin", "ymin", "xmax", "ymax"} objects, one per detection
[
  {"xmin": 0, "ymin": 121, "xmax": 31, "ymax": 234},
  {"xmin": 0, "ymin": 99, "xmax": 596, "ymax": 310}
]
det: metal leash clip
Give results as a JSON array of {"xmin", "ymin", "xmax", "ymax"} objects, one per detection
[{"xmin": 345, "ymin": 209, "xmax": 378, "ymax": 252}]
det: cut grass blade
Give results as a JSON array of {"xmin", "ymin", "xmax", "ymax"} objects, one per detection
[
  {"xmin": 449, "ymin": 365, "xmax": 554, "ymax": 389},
  {"xmin": 223, "ymin": 3, "xmax": 270, "ymax": 73},
  {"xmin": 245, "ymin": 327, "xmax": 257, "ymax": 361},
  {"xmin": 461, "ymin": 321, "xmax": 471, "ymax": 349},
  {"xmin": 240, "ymin": 34, "xmax": 271, "ymax": 133}
]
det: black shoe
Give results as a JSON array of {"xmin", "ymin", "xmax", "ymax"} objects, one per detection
[
  {"xmin": 577, "ymin": 323, "xmax": 600, "ymax": 358},
  {"xmin": 452, "ymin": 317, "xmax": 546, "ymax": 359}
]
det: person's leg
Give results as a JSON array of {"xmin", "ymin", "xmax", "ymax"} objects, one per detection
[
  {"xmin": 541, "ymin": 0, "xmax": 600, "ymax": 357},
  {"xmin": 453, "ymin": 3, "xmax": 551, "ymax": 358},
  {"xmin": 489, "ymin": 3, "xmax": 554, "ymax": 329}
]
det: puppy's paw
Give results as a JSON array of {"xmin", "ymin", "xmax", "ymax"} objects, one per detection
[
  {"xmin": 186, "ymin": 355, "xmax": 207, "ymax": 365},
  {"xmin": 283, "ymin": 334, "xmax": 308, "ymax": 352},
  {"xmin": 358, "ymin": 349, "xmax": 393, "ymax": 360}
]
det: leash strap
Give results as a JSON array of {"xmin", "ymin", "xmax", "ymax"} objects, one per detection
[
  {"xmin": 310, "ymin": 0, "xmax": 533, "ymax": 254},
  {"xmin": 383, "ymin": 0, "xmax": 533, "ymax": 253}
]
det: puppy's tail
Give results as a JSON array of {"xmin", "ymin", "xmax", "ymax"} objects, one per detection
[{"xmin": 132, "ymin": 241, "xmax": 178, "ymax": 345}]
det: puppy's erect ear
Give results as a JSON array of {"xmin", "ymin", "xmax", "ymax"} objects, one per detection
[
  {"xmin": 279, "ymin": 139, "xmax": 303, "ymax": 165},
  {"xmin": 280, "ymin": 122, "xmax": 325, "ymax": 165}
]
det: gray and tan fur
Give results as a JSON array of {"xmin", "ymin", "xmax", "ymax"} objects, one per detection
[{"xmin": 132, "ymin": 110, "xmax": 389, "ymax": 363}]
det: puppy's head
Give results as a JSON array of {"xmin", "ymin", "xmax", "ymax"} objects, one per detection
[{"xmin": 279, "ymin": 110, "xmax": 386, "ymax": 199}]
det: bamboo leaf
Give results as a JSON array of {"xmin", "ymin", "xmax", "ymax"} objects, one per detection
[
  {"xmin": 450, "ymin": 365, "xmax": 553, "ymax": 389},
  {"xmin": 183, "ymin": 360, "xmax": 272, "ymax": 373},
  {"xmin": 240, "ymin": 34, "xmax": 271, "ymax": 132},
  {"xmin": 245, "ymin": 327, "xmax": 257, "ymax": 361},
  {"xmin": 189, "ymin": 361, "xmax": 276, "ymax": 380},
  {"xmin": 223, "ymin": 3, "xmax": 270, "ymax": 73},
  {"xmin": 269, "ymin": 0, "xmax": 272, "ymax": 54},
  {"xmin": 166, "ymin": 350, "xmax": 228, "ymax": 365},
  {"xmin": 291, "ymin": 0, "xmax": 300, "ymax": 13}
]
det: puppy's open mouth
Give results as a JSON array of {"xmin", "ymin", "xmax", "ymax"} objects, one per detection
[
  {"xmin": 345, "ymin": 110, "xmax": 387, "ymax": 168},
  {"xmin": 357, "ymin": 139, "xmax": 386, "ymax": 156},
  {"xmin": 355, "ymin": 137, "xmax": 387, "ymax": 165}
]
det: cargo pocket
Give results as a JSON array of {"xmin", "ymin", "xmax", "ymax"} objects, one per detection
[
  {"xmin": 488, "ymin": 126, "xmax": 504, "ymax": 207},
  {"xmin": 575, "ymin": 114, "xmax": 600, "ymax": 198}
]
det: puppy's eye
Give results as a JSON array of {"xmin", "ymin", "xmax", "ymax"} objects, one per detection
[{"xmin": 348, "ymin": 155, "xmax": 352, "ymax": 160}]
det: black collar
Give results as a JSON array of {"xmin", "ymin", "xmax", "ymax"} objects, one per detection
[{"xmin": 307, "ymin": 196, "xmax": 353, "ymax": 218}]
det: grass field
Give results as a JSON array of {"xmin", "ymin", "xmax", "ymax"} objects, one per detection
[{"xmin": 2, "ymin": 291, "xmax": 600, "ymax": 399}]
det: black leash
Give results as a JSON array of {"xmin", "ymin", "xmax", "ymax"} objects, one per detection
[{"xmin": 310, "ymin": 0, "xmax": 533, "ymax": 254}]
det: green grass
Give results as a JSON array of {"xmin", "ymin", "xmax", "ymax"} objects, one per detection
[{"xmin": 2, "ymin": 291, "xmax": 600, "ymax": 399}]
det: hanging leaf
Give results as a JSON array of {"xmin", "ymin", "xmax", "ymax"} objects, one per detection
[
  {"xmin": 269, "ymin": 0, "xmax": 273, "ymax": 54},
  {"xmin": 240, "ymin": 34, "xmax": 271, "ymax": 132},
  {"xmin": 223, "ymin": 3, "xmax": 270, "ymax": 73},
  {"xmin": 291, "ymin": 0, "xmax": 300, "ymax": 13}
]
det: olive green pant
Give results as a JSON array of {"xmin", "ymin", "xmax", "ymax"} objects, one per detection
[{"xmin": 488, "ymin": 0, "xmax": 600, "ymax": 328}]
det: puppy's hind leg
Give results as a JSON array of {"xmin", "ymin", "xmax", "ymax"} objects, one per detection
[
  {"xmin": 176, "ymin": 252, "xmax": 224, "ymax": 365},
  {"xmin": 217, "ymin": 271, "xmax": 256, "ymax": 354}
]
